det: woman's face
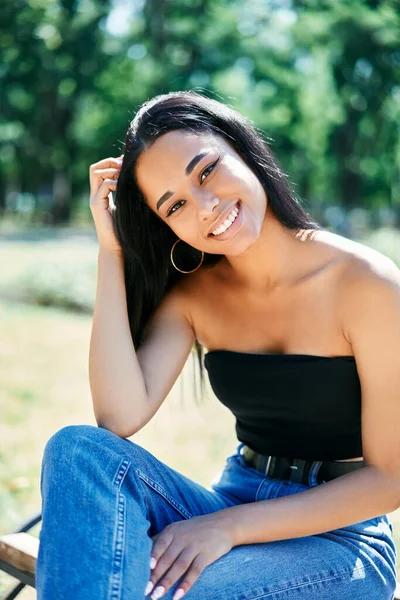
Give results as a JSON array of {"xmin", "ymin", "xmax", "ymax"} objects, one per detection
[{"xmin": 135, "ymin": 129, "xmax": 267, "ymax": 255}]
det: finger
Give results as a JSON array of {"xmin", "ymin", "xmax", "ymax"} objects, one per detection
[
  {"xmin": 151, "ymin": 544, "xmax": 179, "ymax": 581},
  {"xmin": 90, "ymin": 169, "xmax": 120, "ymax": 204},
  {"xmin": 150, "ymin": 549, "xmax": 196, "ymax": 599},
  {"xmin": 149, "ymin": 530, "xmax": 174, "ymax": 577},
  {"xmin": 146, "ymin": 531, "xmax": 175, "ymax": 596},
  {"xmin": 92, "ymin": 167, "xmax": 121, "ymax": 182},
  {"xmin": 148, "ymin": 545, "xmax": 189, "ymax": 595},
  {"xmin": 89, "ymin": 156, "xmax": 122, "ymax": 173},
  {"xmin": 89, "ymin": 157, "xmax": 123, "ymax": 189},
  {"xmin": 90, "ymin": 179, "xmax": 118, "ymax": 206},
  {"xmin": 95, "ymin": 165, "xmax": 122, "ymax": 173},
  {"xmin": 170, "ymin": 555, "xmax": 206, "ymax": 600}
]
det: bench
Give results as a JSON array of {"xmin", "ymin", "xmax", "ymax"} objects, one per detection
[
  {"xmin": 1, "ymin": 511, "xmax": 400, "ymax": 599},
  {"xmin": 0, "ymin": 511, "xmax": 40, "ymax": 599}
]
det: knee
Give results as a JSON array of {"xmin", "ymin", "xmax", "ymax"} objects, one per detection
[
  {"xmin": 42, "ymin": 424, "xmax": 117, "ymax": 463},
  {"xmin": 42, "ymin": 424, "xmax": 144, "ymax": 464}
]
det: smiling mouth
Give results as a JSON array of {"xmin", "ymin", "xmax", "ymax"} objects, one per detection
[{"xmin": 208, "ymin": 200, "xmax": 241, "ymax": 237}]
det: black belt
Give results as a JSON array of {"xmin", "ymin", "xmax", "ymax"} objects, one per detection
[{"xmin": 240, "ymin": 445, "xmax": 364, "ymax": 485}]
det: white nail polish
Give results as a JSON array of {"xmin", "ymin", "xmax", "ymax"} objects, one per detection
[
  {"xmin": 150, "ymin": 556, "xmax": 157, "ymax": 569},
  {"xmin": 151, "ymin": 585, "xmax": 165, "ymax": 599},
  {"xmin": 173, "ymin": 588, "xmax": 185, "ymax": 600},
  {"xmin": 145, "ymin": 580, "xmax": 154, "ymax": 595}
]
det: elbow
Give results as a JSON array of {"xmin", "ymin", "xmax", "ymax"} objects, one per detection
[
  {"xmin": 95, "ymin": 416, "xmax": 139, "ymax": 439},
  {"xmin": 92, "ymin": 391, "xmax": 149, "ymax": 438}
]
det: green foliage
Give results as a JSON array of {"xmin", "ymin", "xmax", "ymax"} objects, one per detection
[
  {"xmin": 0, "ymin": 0, "xmax": 399, "ymax": 225},
  {"xmin": 0, "ymin": 226, "xmax": 398, "ymax": 315}
]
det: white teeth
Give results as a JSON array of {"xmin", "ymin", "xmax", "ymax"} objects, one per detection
[{"xmin": 212, "ymin": 205, "xmax": 239, "ymax": 236}]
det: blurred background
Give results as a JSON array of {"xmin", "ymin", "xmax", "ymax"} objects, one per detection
[{"xmin": 1, "ymin": 0, "xmax": 399, "ymax": 596}]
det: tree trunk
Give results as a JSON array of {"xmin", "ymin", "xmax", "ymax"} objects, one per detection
[{"xmin": 50, "ymin": 170, "xmax": 72, "ymax": 224}]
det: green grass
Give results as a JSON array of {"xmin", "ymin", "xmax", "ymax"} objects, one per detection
[
  {"xmin": 1, "ymin": 224, "xmax": 400, "ymax": 597},
  {"xmin": 0, "ymin": 297, "xmax": 237, "ymax": 524}
]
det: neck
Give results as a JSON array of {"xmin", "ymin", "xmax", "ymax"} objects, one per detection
[{"xmin": 219, "ymin": 204, "xmax": 318, "ymax": 293}]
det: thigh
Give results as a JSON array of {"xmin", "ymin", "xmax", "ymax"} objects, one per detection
[
  {"xmin": 42, "ymin": 425, "xmax": 254, "ymax": 536},
  {"xmin": 163, "ymin": 449, "xmax": 397, "ymax": 600},
  {"xmin": 164, "ymin": 535, "xmax": 395, "ymax": 600}
]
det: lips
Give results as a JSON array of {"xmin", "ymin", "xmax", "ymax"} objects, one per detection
[{"xmin": 207, "ymin": 201, "xmax": 241, "ymax": 236}]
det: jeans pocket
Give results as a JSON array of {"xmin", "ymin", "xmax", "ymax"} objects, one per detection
[
  {"xmin": 135, "ymin": 469, "xmax": 193, "ymax": 520},
  {"xmin": 226, "ymin": 451, "xmax": 261, "ymax": 474},
  {"xmin": 223, "ymin": 443, "xmax": 246, "ymax": 469},
  {"xmin": 211, "ymin": 453, "xmax": 266, "ymax": 504}
]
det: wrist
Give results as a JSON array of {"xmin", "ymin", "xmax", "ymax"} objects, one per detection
[{"xmin": 214, "ymin": 506, "xmax": 242, "ymax": 547}]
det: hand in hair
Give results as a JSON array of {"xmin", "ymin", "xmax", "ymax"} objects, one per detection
[{"xmin": 89, "ymin": 155, "xmax": 124, "ymax": 255}]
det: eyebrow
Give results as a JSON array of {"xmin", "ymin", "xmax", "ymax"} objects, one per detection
[{"xmin": 156, "ymin": 151, "xmax": 209, "ymax": 211}]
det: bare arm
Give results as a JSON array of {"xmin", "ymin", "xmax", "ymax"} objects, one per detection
[
  {"xmin": 210, "ymin": 258, "xmax": 400, "ymax": 546},
  {"xmin": 88, "ymin": 155, "xmax": 196, "ymax": 437},
  {"xmin": 89, "ymin": 249, "xmax": 195, "ymax": 437},
  {"xmin": 89, "ymin": 249, "xmax": 145, "ymax": 435}
]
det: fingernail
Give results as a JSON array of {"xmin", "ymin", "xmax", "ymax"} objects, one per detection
[
  {"xmin": 150, "ymin": 556, "xmax": 157, "ymax": 569},
  {"xmin": 173, "ymin": 588, "xmax": 185, "ymax": 600},
  {"xmin": 145, "ymin": 581, "xmax": 154, "ymax": 595},
  {"xmin": 151, "ymin": 585, "xmax": 165, "ymax": 600}
]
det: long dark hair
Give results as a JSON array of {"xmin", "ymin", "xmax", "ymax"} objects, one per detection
[{"xmin": 113, "ymin": 90, "xmax": 323, "ymax": 402}]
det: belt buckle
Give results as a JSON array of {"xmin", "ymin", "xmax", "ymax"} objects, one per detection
[
  {"xmin": 288, "ymin": 458, "xmax": 306, "ymax": 484},
  {"xmin": 264, "ymin": 455, "xmax": 273, "ymax": 476}
]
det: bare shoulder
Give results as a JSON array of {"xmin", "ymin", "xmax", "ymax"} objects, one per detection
[
  {"xmin": 313, "ymin": 229, "xmax": 399, "ymax": 284},
  {"xmin": 165, "ymin": 268, "xmax": 211, "ymax": 324},
  {"xmin": 316, "ymin": 231, "xmax": 400, "ymax": 343}
]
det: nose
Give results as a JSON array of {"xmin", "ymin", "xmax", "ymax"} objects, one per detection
[{"xmin": 196, "ymin": 192, "xmax": 220, "ymax": 220}]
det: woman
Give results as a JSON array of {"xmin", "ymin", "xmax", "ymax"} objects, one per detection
[{"xmin": 36, "ymin": 91, "xmax": 400, "ymax": 599}]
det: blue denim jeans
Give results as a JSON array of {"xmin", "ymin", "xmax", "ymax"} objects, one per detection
[{"xmin": 36, "ymin": 424, "xmax": 397, "ymax": 599}]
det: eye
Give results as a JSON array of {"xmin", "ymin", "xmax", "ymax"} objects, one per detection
[
  {"xmin": 166, "ymin": 200, "xmax": 185, "ymax": 217},
  {"xmin": 166, "ymin": 158, "xmax": 220, "ymax": 218},
  {"xmin": 200, "ymin": 158, "xmax": 219, "ymax": 183}
]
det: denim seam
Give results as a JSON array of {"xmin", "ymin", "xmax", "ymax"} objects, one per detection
[
  {"xmin": 135, "ymin": 468, "xmax": 193, "ymax": 520},
  {"xmin": 255, "ymin": 479, "xmax": 269, "ymax": 502},
  {"xmin": 230, "ymin": 561, "xmax": 378, "ymax": 600},
  {"xmin": 108, "ymin": 458, "xmax": 131, "ymax": 600},
  {"xmin": 308, "ymin": 460, "xmax": 323, "ymax": 486}
]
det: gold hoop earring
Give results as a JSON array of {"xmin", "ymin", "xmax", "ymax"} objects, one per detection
[{"xmin": 170, "ymin": 239, "xmax": 204, "ymax": 274}]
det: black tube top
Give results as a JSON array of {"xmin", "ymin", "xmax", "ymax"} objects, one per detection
[{"xmin": 204, "ymin": 350, "xmax": 363, "ymax": 461}]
